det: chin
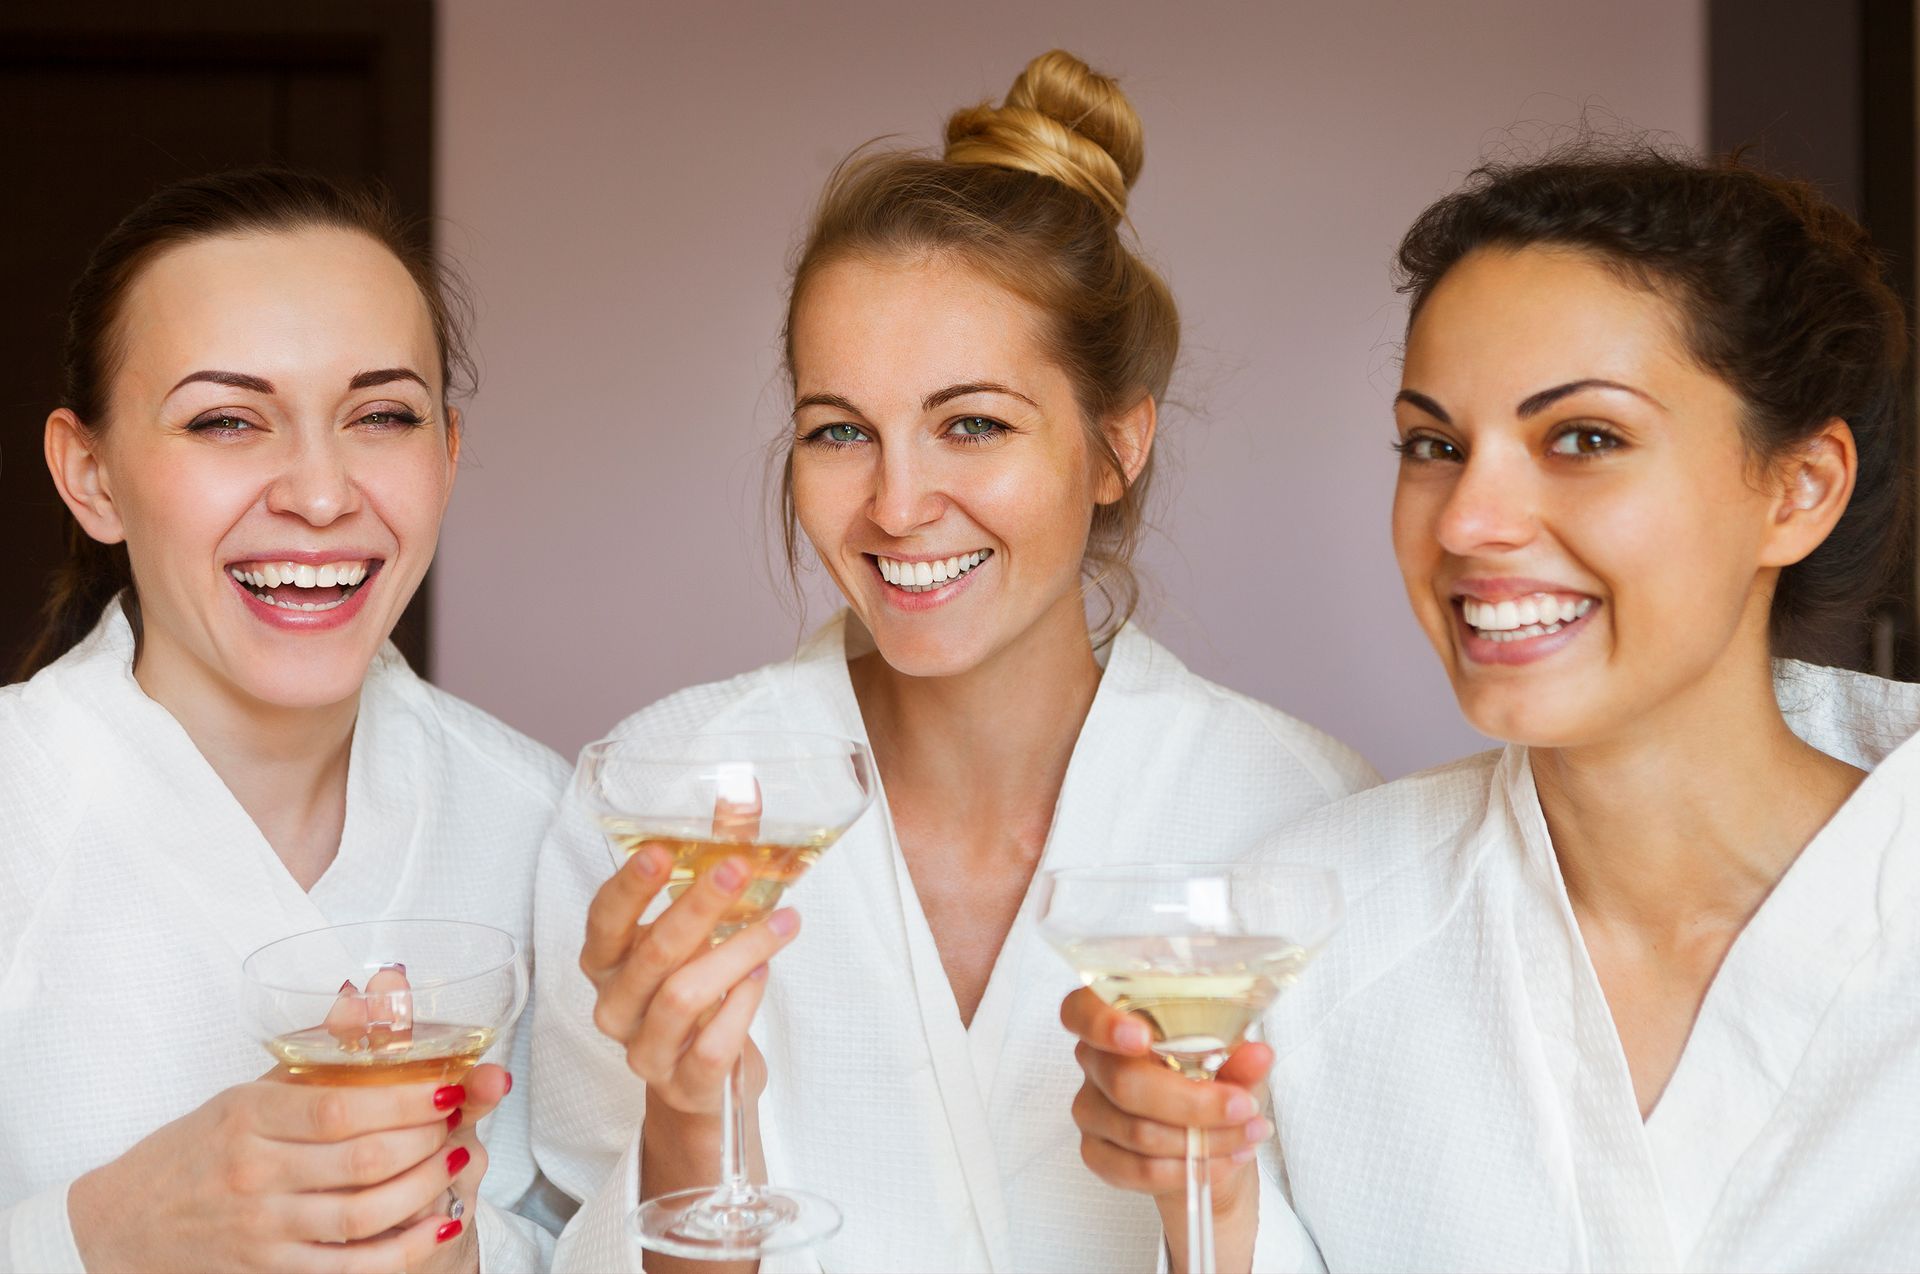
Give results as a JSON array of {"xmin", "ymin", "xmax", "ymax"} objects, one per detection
[
  {"xmin": 865, "ymin": 621, "xmax": 992, "ymax": 680},
  {"xmin": 1454, "ymin": 684, "xmax": 1599, "ymax": 749},
  {"xmin": 228, "ymin": 637, "xmax": 382, "ymax": 710}
]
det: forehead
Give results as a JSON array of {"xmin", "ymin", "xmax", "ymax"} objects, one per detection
[
  {"xmin": 115, "ymin": 226, "xmax": 439, "ymax": 395},
  {"xmin": 791, "ymin": 252, "xmax": 1058, "ymax": 397},
  {"xmin": 1402, "ymin": 245, "xmax": 1698, "ymax": 405}
]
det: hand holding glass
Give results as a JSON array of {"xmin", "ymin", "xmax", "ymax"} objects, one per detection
[
  {"xmin": 1041, "ymin": 863, "xmax": 1341, "ymax": 1274},
  {"xmin": 574, "ymin": 732, "xmax": 875, "ymax": 1261}
]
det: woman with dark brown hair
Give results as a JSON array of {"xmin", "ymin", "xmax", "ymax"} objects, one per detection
[
  {"xmin": 1064, "ymin": 145, "xmax": 1920, "ymax": 1271},
  {"xmin": 0, "ymin": 169, "xmax": 563, "ymax": 1273},
  {"xmin": 531, "ymin": 50, "xmax": 1374, "ymax": 1273}
]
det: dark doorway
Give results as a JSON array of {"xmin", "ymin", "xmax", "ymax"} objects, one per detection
[{"xmin": 1, "ymin": 1, "xmax": 435, "ymax": 677}]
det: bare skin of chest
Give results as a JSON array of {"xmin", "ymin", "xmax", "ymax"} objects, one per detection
[
  {"xmin": 894, "ymin": 811, "xmax": 1048, "ymax": 1028},
  {"xmin": 1584, "ymin": 925, "xmax": 1739, "ymax": 1120}
]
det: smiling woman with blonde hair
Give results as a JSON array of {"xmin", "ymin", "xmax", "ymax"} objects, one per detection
[{"xmin": 533, "ymin": 49, "xmax": 1375, "ymax": 1273}]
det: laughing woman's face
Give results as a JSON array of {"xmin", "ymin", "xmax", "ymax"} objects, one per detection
[
  {"xmin": 47, "ymin": 227, "xmax": 459, "ymax": 712},
  {"xmin": 1391, "ymin": 245, "xmax": 1853, "ymax": 749}
]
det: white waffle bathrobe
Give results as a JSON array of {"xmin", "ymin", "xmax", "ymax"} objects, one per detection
[
  {"xmin": 0, "ymin": 604, "xmax": 567, "ymax": 1273},
  {"xmin": 1241, "ymin": 661, "xmax": 1920, "ymax": 1272},
  {"xmin": 532, "ymin": 613, "xmax": 1377, "ymax": 1272}
]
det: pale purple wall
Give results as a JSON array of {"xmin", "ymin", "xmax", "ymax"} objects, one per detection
[{"xmin": 434, "ymin": 0, "xmax": 1705, "ymax": 778}]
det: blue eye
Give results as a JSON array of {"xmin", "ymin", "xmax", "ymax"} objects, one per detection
[
  {"xmin": 947, "ymin": 416, "xmax": 1005, "ymax": 442},
  {"xmin": 1548, "ymin": 426, "xmax": 1621, "ymax": 457},
  {"xmin": 1393, "ymin": 434, "xmax": 1462, "ymax": 463}
]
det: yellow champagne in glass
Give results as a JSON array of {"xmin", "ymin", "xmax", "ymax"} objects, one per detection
[
  {"xmin": 599, "ymin": 818, "xmax": 839, "ymax": 939},
  {"xmin": 266, "ymin": 1022, "xmax": 497, "ymax": 1086}
]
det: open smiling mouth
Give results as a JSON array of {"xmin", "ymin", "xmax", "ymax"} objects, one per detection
[
  {"xmin": 1459, "ymin": 593, "xmax": 1596, "ymax": 643},
  {"xmin": 227, "ymin": 559, "xmax": 381, "ymax": 612},
  {"xmin": 871, "ymin": 549, "xmax": 993, "ymax": 593}
]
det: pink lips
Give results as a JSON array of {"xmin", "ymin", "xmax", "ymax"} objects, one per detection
[
  {"xmin": 869, "ymin": 553, "xmax": 987, "ymax": 613},
  {"xmin": 1451, "ymin": 588, "xmax": 1601, "ymax": 667},
  {"xmin": 228, "ymin": 562, "xmax": 380, "ymax": 634}
]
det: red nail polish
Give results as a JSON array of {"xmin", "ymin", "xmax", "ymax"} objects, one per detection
[
  {"xmin": 436, "ymin": 1219, "xmax": 462, "ymax": 1244},
  {"xmin": 338, "ymin": 979, "xmax": 356, "ymax": 994},
  {"xmin": 445, "ymin": 1109, "xmax": 462, "ymax": 1132},
  {"xmin": 432, "ymin": 1084, "xmax": 465, "ymax": 1111},
  {"xmin": 445, "ymin": 1146, "xmax": 470, "ymax": 1176},
  {"xmin": 503, "ymin": 1070, "xmax": 514, "ymax": 1095}
]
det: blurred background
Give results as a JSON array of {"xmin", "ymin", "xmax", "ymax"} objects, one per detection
[{"xmin": 3, "ymin": 1, "xmax": 1914, "ymax": 777}]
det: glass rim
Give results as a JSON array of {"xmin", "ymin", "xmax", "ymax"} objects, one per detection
[
  {"xmin": 577, "ymin": 731, "xmax": 872, "ymax": 767},
  {"xmin": 241, "ymin": 918, "xmax": 520, "ymax": 995}
]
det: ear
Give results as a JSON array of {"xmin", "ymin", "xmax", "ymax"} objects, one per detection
[
  {"xmin": 1758, "ymin": 418, "xmax": 1855, "ymax": 568},
  {"xmin": 1094, "ymin": 394, "xmax": 1157, "ymax": 506},
  {"xmin": 44, "ymin": 409, "xmax": 126, "ymax": 545},
  {"xmin": 445, "ymin": 403, "xmax": 464, "ymax": 469}
]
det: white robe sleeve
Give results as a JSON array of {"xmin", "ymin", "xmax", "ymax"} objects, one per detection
[
  {"xmin": 475, "ymin": 1195, "xmax": 555, "ymax": 1274},
  {"xmin": 1, "ymin": 1181, "xmax": 84, "ymax": 1274}
]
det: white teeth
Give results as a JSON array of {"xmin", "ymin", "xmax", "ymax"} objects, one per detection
[
  {"xmin": 875, "ymin": 550, "xmax": 993, "ymax": 593},
  {"xmin": 317, "ymin": 565, "xmax": 338, "ymax": 588},
  {"xmin": 231, "ymin": 559, "xmax": 373, "ymax": 602},
  {"xmin": 1461, "ymin": 592, "xmax": 1598, "ymax": 638}
]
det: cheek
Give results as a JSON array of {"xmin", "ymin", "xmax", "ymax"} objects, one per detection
[
  {"xmin": 113, "ymin": 445, "xmax": 262, "ymax": 556},
  {"xmin": 358, "ymin": 444, "xmax": 455, "ymax": 549},
  {"xmin": 790, "ymin": 457, "xmax": 867, "ymax": 553},
  {"xmin": 1563, "ymin": 467, "xmax": 1768, "ymax": 625},
  {"xmin": 1390, "ymin": 477, "xmax": 1447, "ymax": 606}
]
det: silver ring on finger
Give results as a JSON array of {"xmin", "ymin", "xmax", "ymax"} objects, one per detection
[{"xmin": 448, "ymin": 1195, "xmax": 465, "ymax": 1223}]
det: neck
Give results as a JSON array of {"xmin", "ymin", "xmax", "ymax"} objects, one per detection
[
  {"xmin": 851, "ymin": 593, "xmax": 1102, "ymax": 842},
  {"xmin": 134, "ymin": 635, "xmax": 360, "ymax": 891},
  {"xmin": 1531, "ymin": 645, "xmax": 1862, "ymax": 938}
]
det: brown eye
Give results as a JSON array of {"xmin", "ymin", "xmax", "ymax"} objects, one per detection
[
  {"xmin": 1548, "ymin": 426, "xmax": 1621, "ymax": 457},
  {"xmin": 1394, "ymin": 434, "xmax": 1462, "ymax": 463}
]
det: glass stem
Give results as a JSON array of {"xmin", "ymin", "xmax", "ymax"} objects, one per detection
[
  {"xmin": 718, "ymin": 1053, "xmax": 754, "ymax": 1202},
  {"xmin": 1185, "ymin": 1124, "xmax": 1216, "ymax": 1274}
]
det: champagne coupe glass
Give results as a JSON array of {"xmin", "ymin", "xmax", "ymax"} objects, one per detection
[
  {"xmin": 573, "ymin": 732, "xmax": 877, "ymax": 1261},
  {"xmin": 1039, "ymin": 863, "xmax": 1342, "ymax": 1274},
  {"xmin": 242, "ymin": 920, "xmax": 527, "ymax": 1086}
]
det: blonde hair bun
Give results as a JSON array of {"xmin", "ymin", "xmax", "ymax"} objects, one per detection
[{"xmin": 944, "ymin": 50, "xmax": 1144, "ymax": 219}]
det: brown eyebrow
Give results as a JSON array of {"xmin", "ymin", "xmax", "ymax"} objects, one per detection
[
  {"xmin": 1394, "ymin": 389, "xmax": 1450, "ymax": 424},
  {"xmin": 348, "ymin": 367, "xmax": 430, "ymax": 392},
  {"xmin": 923, "ymin": 381, "xmax": 1036, "ymax": 411},
  {"xmin": 170, "ymin": 369, "xmax": 274, "ymax": 395},
  {"xmin": 1516, "ymin": 378, "xmax": 1662, "ymax": 417},
  {"xmin": 792, "ymin": 382, "xmax": 1039, "ymax": 420}
]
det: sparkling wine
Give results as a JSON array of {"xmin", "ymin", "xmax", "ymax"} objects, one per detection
[
  {"xmin": 600, "ymin": 818, "xmax": 840, "ymax": 939},
  {"xmin": 267, "ymin": 1021, "xmax": 495, "ymax": 1086},
  {"xmin": 1054, "ymin": 934, "xmax": 1310, "ymax": 1077}
]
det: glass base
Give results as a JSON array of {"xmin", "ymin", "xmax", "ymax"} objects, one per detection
[{"xmin": 630, "ymin": 1184, "xmax": 842, "ymax": 1260}]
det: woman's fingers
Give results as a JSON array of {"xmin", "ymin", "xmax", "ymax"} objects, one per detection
[
  {"xmin": 622, "ymin": 911, "xmax": 794, "ymax": 1083},
  {"xmin": 667, "ymin": 963, "xmax": 770, "ymax": 1096},
  {"xmin": 251, "ymin": 1079, "xmax": 462, "ymax": 1144},
  {"xmin": 283, "ymin": 1120, "xmax": 451, "ymax": 1192},
  {"xmin": 281, "ymin": 1211, "xmax": 460, "ymax": 1274},
  {"xmin": 581, "ymin": 845, "xmax": 673, "ymax": 974},
  {"xmin": 279, "ymin": 1128, "xmax": 473, "ymax": 1243},
  {"xmin": 1080, "ymin": 1127, "xmax": 1261, "ymax": 1197},
  {"xmin": 1072, "ymin": 1079, "xmax": 1272, "ymax": 1161},
  {"xmin": 1075, "ymin": 1043, "xmax": 1259, "ymax": 1130},
  {"xmin": 1060, "ymin": 987, "xmax": 1152, "ymax": 1055}
]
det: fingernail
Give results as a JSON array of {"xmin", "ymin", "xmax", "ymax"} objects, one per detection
[
  {"xmin": 1231, "ymin": 1146, "xmax": 1257, "ymax": 1164},
  {"xmin": 767, "ymin": 908, "xmax": 799, "ymax": 937},
  {"xmin": 446, "ymin": 1109, "xmax": 462, "ymax": 1132},
  {"xmin": 1246, "ymin": 1117, "xmax": 1272, "ymax": 1142},
  {"xmin": 503, "ymin": 1070, "xmax": 513, "ymax": 1095},
  {"xmin": 445, "ymin": 1146, "xmax": 470, "ymax": 1176},
  {"xmin": 1116, "ymin": 1020, "xmax": 1149, "ymax": 1051},
  {"xmin": 712, "ymin": 858, "xmax": 747, "ymax": 891},
  {"xmin": 436, "ymin": 1219, "xmax": 463, "ymax": 1244},
  {"xmin": 432, "ymin": 1084, "xmax": 466, "ymax": 1111},
  {"xmin": 634, "ymin": 847, "xmax": 669, "ymax": 876},
  {"xmin": 338, "ymin": 979, "xmax": 356, "ymax": 994},
  {"xmin": 749, "ymin": 963, "xmax": 770, "ymax": 981},
  {"xmin": 1226, "ymin": 1093, "xmax": 1257, "ymax": 1121},
  {"xmin": 380, "ymin": 962, "xmax": 406, "ymax": 975}
]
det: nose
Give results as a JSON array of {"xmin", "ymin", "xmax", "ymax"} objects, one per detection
[
  {"xmin": 265, "ymin": 431, "xmax": 361, "ymax": 527},
  {"xmin": 1432, "ymin": 445, "xmax": 1538, "ymax": 557},
  {"xmin": 867, "ymin": 441, "xmax": 946, "ymax": 537}
]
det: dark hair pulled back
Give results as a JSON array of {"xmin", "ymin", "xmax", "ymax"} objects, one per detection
[
  {"xmin": 1394, "ymin": 142, "xmax": 1912, "ymax": 660},
  {"xmin": 19, "ymin": 167, "xmax": 474, "ymax": 681}
]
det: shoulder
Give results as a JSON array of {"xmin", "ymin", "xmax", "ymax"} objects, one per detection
[
  {"xmin": 1259, "ymin": 750, "xmax": 1503, "ymax": 877},
  {"xmin": 0, "ymin": 671, "xmax": 91, "ymax": 962},
  {"xmin": 373, "ymin": 654, "xmax": 570, "ymax": 808},
  {"xmin": 1114, "ymin": 627, "xmax": 1380, "ymax": 801}
]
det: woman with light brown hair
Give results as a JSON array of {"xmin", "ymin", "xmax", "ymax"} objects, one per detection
[{"xmin": 532, "ymin": 50, "xmax": 1375, "ymax": 1273}]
